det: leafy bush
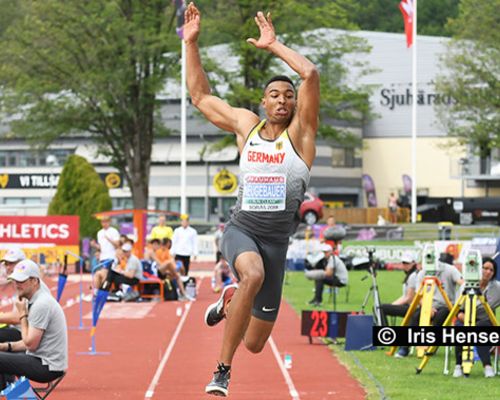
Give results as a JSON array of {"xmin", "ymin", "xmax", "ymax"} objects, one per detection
[{"xmin": 48, "ymin": 155, "xmax": 112, "ymax": 238}]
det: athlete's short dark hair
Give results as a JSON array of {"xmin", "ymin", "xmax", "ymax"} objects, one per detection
[{"xmin": 264, "ymin": 75, "xmax": 295, "ymax": 91}]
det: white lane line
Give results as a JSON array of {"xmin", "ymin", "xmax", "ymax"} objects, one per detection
[
  {"xmin": 144, "ymin": 300, "xmax": 193, "ymax": 398},
  {"xmin": 269, "ymin": 336, "xmax": 300, "ymax": 400}
]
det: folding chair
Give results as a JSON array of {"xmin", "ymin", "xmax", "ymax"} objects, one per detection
[
  {"xmin": 138, "ymin": 277, "xmax": 164, "ymax": 300},
  {"xmin": 328, "ymin": 284, "xmax": 350, "ymax": 311},
  {"xmin": 32, "ymin": 372, "xmax": 66, "ymax": 400},
  {"xmin": 138, "ymin": 260, "xmax": 164, "ymax": 300}
]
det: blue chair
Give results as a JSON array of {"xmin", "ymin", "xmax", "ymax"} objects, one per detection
[{"xmin": 139, "ymin": 260, "xmax": 163, "ymax": 300}]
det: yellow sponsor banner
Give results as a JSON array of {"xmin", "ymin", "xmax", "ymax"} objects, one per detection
[
  {"xmin": 0, "ymin": 245, "xmax": 80, "ymax": 265},
  {"xmin": 213, "ymin": 168, "xmax": 238, "ymax": 194}
]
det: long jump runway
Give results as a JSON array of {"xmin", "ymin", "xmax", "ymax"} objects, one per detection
[{"xmin": 22, "ymin": 272, "xmax": 365, "ymax": 399}]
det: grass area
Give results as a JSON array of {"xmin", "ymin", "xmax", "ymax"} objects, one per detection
[{"xmin": 282, "ymin": 270, "xmax": 500, "ymax": 400}]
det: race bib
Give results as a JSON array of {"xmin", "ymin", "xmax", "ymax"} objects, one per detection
[{"xmin": 242, "ymin": 173, "xmax": 286, "ymax": 212}]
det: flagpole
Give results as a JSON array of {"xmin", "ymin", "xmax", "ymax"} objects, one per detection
[
  {"xmin": 411, "ymin": 0, "xmax": 417, "ymax": 223},
  {"xmin": 180, "ymin": 39, "xmax": 187, "ymax": 215}
]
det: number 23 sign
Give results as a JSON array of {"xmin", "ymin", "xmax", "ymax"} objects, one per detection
[
  {"xmin": 301, "ymin": 310, "xmax": 330, "ymax": 338},
  {"xmin": 301, "ymin": 310, "xmax": 351, "ymax": 341}
]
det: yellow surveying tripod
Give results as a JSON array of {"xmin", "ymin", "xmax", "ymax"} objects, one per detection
[
  {"xmin": 388, "ymin": 244, "xmax": 453, "ymax": 358},
  {"xmin": 416, "ymin": 250, "xmax": 498, "ymax": 375}
]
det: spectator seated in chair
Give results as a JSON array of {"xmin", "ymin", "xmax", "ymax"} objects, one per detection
[
  {"xmin": 102, "ymin": 242, "xmax": 142, "ymax": 302},
  {"xmin": 380, "ymin": 252, "xmax": 420, "ymax": 326},
  {"xmin": 0, "ymin": 248, "xmax": 53, "ymax": 344},
  {"xmin": 305, "ymin": 244, "xmax": 348, "ymax": 307},
  {"xmin": 0, "ymin": 259, "xmax": 67, "ymax": 391},
  {"xmin": 144, "ymin": 239, "xmax": 193, "ymax": 301}
]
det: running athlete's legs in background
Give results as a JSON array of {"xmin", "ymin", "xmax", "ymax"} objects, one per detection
[
  {"xmin": 219, "ymin": 251, "xmax": 270, "ymax": 364},
  {"xmin": 93, "ymin": 268, "xmax": 108, "ymax": 290}
]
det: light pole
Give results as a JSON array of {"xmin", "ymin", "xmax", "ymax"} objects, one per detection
[
  {"xmin": 459, "ymin": 158, "xmax": 469, "ymax": 198},
  {"xmin": 46, "ymin": 154, "xmax": 60, "ymax": 200}
]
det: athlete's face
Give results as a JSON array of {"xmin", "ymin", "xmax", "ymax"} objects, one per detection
[{"xmin": 262, "ymin": 81, "xmax": 296, "ymax": 124}]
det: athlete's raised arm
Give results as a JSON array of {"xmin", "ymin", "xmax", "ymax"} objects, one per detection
[
  {"xmin": 184, "ymin": 2, "xmax": 258, "ymax": 147},
  {"xmin": 247, "ymin": 11, "xmax": 320, "ymax": 166}
]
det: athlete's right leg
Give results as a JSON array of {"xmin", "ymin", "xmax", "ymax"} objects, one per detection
[{"xmin": 219, "ymin": 251, "xmax": 264, "ymax": 365}]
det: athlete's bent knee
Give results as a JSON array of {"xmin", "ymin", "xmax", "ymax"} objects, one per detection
[
  {"xmin": 244, "ymin": 337, "xmax": 266, "ymax": 354},
  {"xmin": 239, "ymin": 268, "xmax": 264, "ymax": 291}
]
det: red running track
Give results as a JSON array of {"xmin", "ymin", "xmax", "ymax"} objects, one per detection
[{"xmin": 3, "ymin": 270, "xmax": 366, "ymax": 399}]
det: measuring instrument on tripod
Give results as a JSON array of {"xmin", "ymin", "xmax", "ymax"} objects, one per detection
[
  {"xmin": 416, "ymin": 249, "xmax": 499, "ymax": 375},
  {"xmin": 360, "ymin": 248, "xmax": 383, "ymax": 326},
  {"xmin": 388, "ymin": 243, "xmax": 453, "ymax": 357}
]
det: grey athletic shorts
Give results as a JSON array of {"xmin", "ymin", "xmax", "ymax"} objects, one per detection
[{"xmin": 220, "ymin": 223, "xmax": 288, "ymax": 322}]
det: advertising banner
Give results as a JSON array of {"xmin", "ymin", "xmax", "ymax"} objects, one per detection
[
  {"xmin": 362, "ymin": 174, "xmax": 378, "ymax": 207},
  {"xmin": 0, "ymin": 216, "xmax": 80, "ymax": 264}
]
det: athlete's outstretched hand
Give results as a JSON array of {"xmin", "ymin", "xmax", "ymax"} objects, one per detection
[
  {"xmin": 247, "ymin": 11, "xmax": 276, "ymax": 49},
  {"xmin": 183, "ymin": 2, "xmax": 201, "ymax": 44}
]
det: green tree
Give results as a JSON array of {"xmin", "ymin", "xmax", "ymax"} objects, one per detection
[
  {"xmin": 352, "ymin": 0, "xmax": 459, "ymax": 37},
  {"xmin": 0, "ymin": 0, "xmax": 22, "ymax": 37},
  {"xmin": 193, "ymin": 0, "xmax": 373, "ymax": 147},
  {"xmin": 0, "ymin": 0, "xmax": 180, "ymax": 208},
  {"xmin": 435, "ymin": 0, "xmax": 500, "ymax": 173},
  {"xmin": 48, "ymin": 155, "xmax": 112, "ymax": 238},
  {"xmin": 197, "ymin": 0, "xmax": 357, "ymax": 113}
]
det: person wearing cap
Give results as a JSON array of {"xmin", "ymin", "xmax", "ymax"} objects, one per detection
[
  {"xmin": 91, "ymin": 216, "xmax": 121, "ymax": 290},
  {"xmin": 102, "ymin": 242, "xmax": 143, "ymax": 300},
  {"xmin": 305, "ymin": 243, "xmax": 349, "ymax": 307},
  {"xmin": 171, "ymin": 214, "xmax": 198, "ymax": 276},
  {"xmin": 1, "ymin": 248, "xmax": 26, "ymax": 274},
  {"xmin": 0, "ymin": 248, "xmax": 27, "ymax": 344},
  {"xmin": 150, "ymin": 214, "xmax": 174, "ymax": 241},
  {"xmin": 380, "ymin": 252, "xmax": 419, "ymax": 326},
  {"xmin": 0, "ymin": 248, "xmax": 50, "ymax": 344},
  {"xmin": 0, "ymin": 259, "xmax": 67, "ymax": 389}
]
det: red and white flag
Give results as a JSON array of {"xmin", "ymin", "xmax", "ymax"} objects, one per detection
[{"xmin": 399, "ymin": 0, "xmax": 414, "ymax": 47}]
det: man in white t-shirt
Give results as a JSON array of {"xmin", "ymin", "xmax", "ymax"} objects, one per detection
[
  {"xmin": 171, "ymin": 214, "xmax": 198, "ymax": 275},
  {"xmin": 92, "ymin": 215, "xmax": 120, "ymax": 290}
]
